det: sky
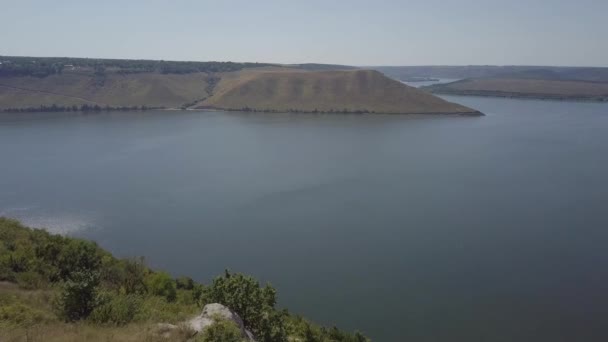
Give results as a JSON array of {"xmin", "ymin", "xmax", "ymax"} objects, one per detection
[{"xmin": 1, "ymin": 0, "xmax": 606, "ymax": 66}]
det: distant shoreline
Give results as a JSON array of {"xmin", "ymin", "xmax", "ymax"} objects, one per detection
[
  {"xmin": 1, "ymin": 106, "xmax": 484, "ymax": 116},
  {"xmin": 429, "ymin": 89, "xmax": 608, "ymax": 103}
]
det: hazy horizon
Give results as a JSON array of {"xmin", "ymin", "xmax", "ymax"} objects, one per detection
[{"xmin": 1, "ymin": 0, "xmax": 606, "ymax": 67}]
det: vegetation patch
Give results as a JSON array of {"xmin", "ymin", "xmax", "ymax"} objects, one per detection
[{"xmin": 0, "ymin": 217, "xmax": 369, "ymax": 341}]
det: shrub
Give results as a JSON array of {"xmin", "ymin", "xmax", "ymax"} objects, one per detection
[
  {"xmin": 285, "ymin": 315, "xmax": 370, "ymax": 342},
  {"xmin": 192, "ymin": 283, "xmax": 205, "ymax": 303},
  {"xmin": 197, "ymin": 318, "xmax": 245, "ymax": 342},
  {"xmin": 176, "ymin": 276, "xmax": 194, "ymax": 290},
  {"xmin": 205, "ymin": 271, "xmax": 287, "ymax": 342},
  {"xmin": 55, "ymin": 271, "xmax": 99, "ymax": 321},
  {"xmin": 176, "ymin": 289, "xmax": 196, "ymax": 306},
  {"xmin": 56, "ymin": 239, "xmax": 102, "ymax": 280},
  {"xmin": 89, "ymin": 291, "xmax": 141, "ymax": 325},
  {"xmin": 15, "ymin": 270, "xmax": 47, "ymax": 290},
  {"xmin": 122, "ymin": 257, "xmax": 148, "ymax": 294},
  {"xmin": 146, "ymin": 271, "xmax": 177, "ymax": 302},
  {"xmin": 0, "ymin": 302, "xmax": 53, "ymax": 327},
  {"xmin": 100, "ymin": 256, "xmax": 148, "ymax": 294},
  {"xmin": 135, "ymin": 295, "xmax": 199, "ymax": 323}
]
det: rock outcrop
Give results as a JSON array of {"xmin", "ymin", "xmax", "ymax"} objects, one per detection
[{"xmin": 188, "ymin": 303, "xmax": 255, "ymax": 341}]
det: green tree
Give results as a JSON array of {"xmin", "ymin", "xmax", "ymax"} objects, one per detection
[
  {"xmin": 176, "ymin": 276, "xmax": 195, "ymax": 290},
  {"xmin": 146, "ymin": 271, "xmax": 177, "ymax": 302},
  {"xmin": 56, "ymin": 271, "xmax": 99, "ymax": 321},
  {"xmin": 205, "ymin": 271, "xmax": 287, "ymax": 342},
  {"xmin": 56, "ymin": 239, "xmax": 102, "ymax": 280}
]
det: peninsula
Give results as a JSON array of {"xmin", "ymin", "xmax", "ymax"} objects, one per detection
[{"xmin": 0, "ymin": 56, "xmax": 480, "ymax": 115}]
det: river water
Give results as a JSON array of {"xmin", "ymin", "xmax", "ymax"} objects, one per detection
[{"xmin": 1, "ymin": 96, "xmax": 608, "ymax": 341}]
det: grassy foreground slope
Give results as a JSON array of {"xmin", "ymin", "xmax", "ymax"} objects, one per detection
[
  {"xmin": 0, "ymin": 217, "xmax": 369, "ymax": 342},
  {"xmin": 197, "ymin": 69, "xmax": 479, "ymax": 114},
  {"xmin": 425, "ymin": 78, "xmax": 608, "ymax": 101}
]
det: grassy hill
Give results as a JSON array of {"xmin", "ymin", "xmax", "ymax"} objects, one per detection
[
  {"xmin": 0, "ymin": 217, "xmax": 369, "ymax": 342},
  {"xmin": 196, "ymin": 69, "xmax": 479, "ymax": 114},
  {"xmin": 0, "ymin": 56, "xmax": 480, "ymax": 115},
  {"xmin": 424, "ymin": 78, "xmax": 608, "ymax": 101},
  {"xmin": 0, "ymin": 72, "xmax": 213, "ymax": 109}
]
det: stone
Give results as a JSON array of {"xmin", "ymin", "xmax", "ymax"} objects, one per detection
[{"xmin": 188, "ymin": 303, "xmax": 255, "ymax": 341}]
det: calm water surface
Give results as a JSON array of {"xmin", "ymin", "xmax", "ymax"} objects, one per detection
[{"xmin": 1, "ymin": 96, "xmax": 608, "ymax": 341}]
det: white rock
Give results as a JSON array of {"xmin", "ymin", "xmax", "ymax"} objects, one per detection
[{"xmin": 188, "ymin": 303, "xmax": 255, "ymax": 341}]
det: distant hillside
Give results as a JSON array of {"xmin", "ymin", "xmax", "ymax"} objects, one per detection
[
  {"xmin": 374, "ymin": 65, "xmax": 608, "ymax": 83},
  {"xmin": 0, "ymin": 72, "xmax": 213, "ymax": 109},
  {"xmin": 197, "ymin": 69, "xmax": 479, "ymax": 114},
  {"xmin": 286, "ymin": 63, "xmax": 358, "ymax": 71},
  {"xmin": 424, "ymin": 78, "xmax": 608, "ymax": 101},
  {"xmin": 0, "ymin": 55, "xmax": 274, "ymax": 77}
]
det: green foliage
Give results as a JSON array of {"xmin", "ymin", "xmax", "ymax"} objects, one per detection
[
  {"xmin": 134, "ymin": 295, "xmax": 199, "ymax": 323},
  {"xmin": 0, "ymin": 218, "xmax": 103, "ymax": 284},
  {"xmin": 89, "ymin": 291, "xmax": 141, "ymax": 325},
  {"xmin": 145, "ymin": 272, "xmax": 177, "ymax": 302},
  {"xmin": 0, "ymin": 301, "xmax": 53, "ymax": 327},
  {"xmin": 0, "ymin": 55, "xmax": 274, "ymax": 77},
  {"xmin": 0, "ymin": 218, "xmax": 369, "ymax": 340},
  {"xmin": 205, "ymin": 270, "xmax": 287, "ymax": 342},
  {"xmin": 100, "ymin": 256, "xmax": 148, "ymax": 294},
  {"xmin": 286, "ymin": 315, "xmax": 370, "ymax": 342},
  {"xmin": 56, "ymin": 239, "xmax": 103, "ymax": 280},
  {"xmin": 197, "ymin": 317, "xmax": 245, "ymax": 342},
  {"xmin": 176, "ymin": 276, "xmax": 195, "ymax": 290},
  {"xmin": 15, "ymin": 270, "xmax": 48, "ymax": 290},
  {"xmin": 56, "ymin": 271, "xmax": 100, "ymax": 321}
]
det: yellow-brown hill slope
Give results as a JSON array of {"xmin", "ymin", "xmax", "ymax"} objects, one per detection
[
  {"xmin": 197, "ymin": 69, "xmax": 480, "ymax": 114},
  {"xmin": 0, "ymin": 72, "xmax": 211, "ymax": 109}
]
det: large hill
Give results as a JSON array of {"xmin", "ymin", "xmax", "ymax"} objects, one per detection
[
  {"xmin": 196, "ymin": 69, "xmax": 478, "ymax": 114},
  {"xmin": 0, "ymin": 56, "xmax": 479, "ymax": 115}
]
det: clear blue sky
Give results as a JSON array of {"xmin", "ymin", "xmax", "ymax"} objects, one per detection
[{"xmin": 1, "ymin": 0, "xmax": 606, "ymax": 66}]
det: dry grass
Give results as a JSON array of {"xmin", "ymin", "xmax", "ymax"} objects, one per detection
[
  {"xmin": 436, "ymin": 78, "xmax": 608, "ymax": 98},
  {"xmin": 0, "ymin": 68, "xmax": 478, "ymax": 114},
  {"xmin": 0, "ymin": 73, "xmax": 212, "ymax": 109},
  {"xmin": 0, "ymin": 322, "xmax": 197, "ymax": 342},
  {"xmin": 0, "ymin": 283, "xmax": 200, "ymax": 342},
  {"xmin": 198, "ymin": 69, "xmax": 476, "ymax": 114}
]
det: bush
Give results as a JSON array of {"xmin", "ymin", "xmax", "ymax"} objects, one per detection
[
  {"xmin": 205, "ymin": 271, "xmax": 287, "ymax": 342},
  {"xmin": 56, "ymin": 271, "xmax": 99, "ymax": 321},
  {"xmin": 135, "ymin": 295, "xmax": 199, "ymax": 323},
  {"xmin": 89, "ymin": 291, "xmax": 141, "ymax": 325},
  {"xmin": 176, "ymin": 276, "xmax": 194, "ymax": 290},
  {"xmin": 285, "ymin": 315, "xmax": 370, "ymax": 342},
  {"xmin": 56, "ymin": 239, "xmax": 102, "ymax": 280},
  {"xmin": 197, "ymin": 318, "xmax": 245, "ymax": 342},
  {"xmin": 100, "ymin": 256, "xmax": 148, "ymax": 294},
  {"xmin": 16, "ymin": 270, "xmax": 47, "ymax": 290},
  {"xmin": 0, "ymin": 302, "xmax": 53, "ymax": 327},
  {"xmin": 146, "ymin": 271, "xmax": 177, "ymax": 302}
]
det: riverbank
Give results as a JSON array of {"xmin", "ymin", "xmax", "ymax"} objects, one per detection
[
  {"xmin": 424, "ymin": 78, "xmax": 608, "ymax": 102},
  {"xmin": 427, "ymin": 89, "xmax": 608, "ymax": 102},
  {"xmin": 0, "ymin": 218, "xmax": 369, "ymax": 342}
]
